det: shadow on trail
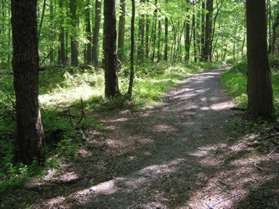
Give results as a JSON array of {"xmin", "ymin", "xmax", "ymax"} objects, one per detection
[{"xmin": 2, "ymin": 70, "xmax": 278, "ymax": 209}]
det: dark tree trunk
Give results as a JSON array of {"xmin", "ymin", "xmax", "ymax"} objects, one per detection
[
  {"xmin": 49, "ymin": 0, "xmax": 55, "ymax": 64},
  {"xmin": 118, "ymin": 0, "xmax": 126, "ymax": 60},
  {"xmin": 137, "ymin": 0, "xmax": 145, "ymax": 62},
  {"xmin": 246, "ymin": 0, "xmax": 274, "ymax": 119},
  {"xmin": 157, "ymin": 19, "xmax": 162, "ymax": 62},
  {"xmin": 145, "ymin": 0, "xmax": 150, "ymax": 59},
  {"xmin": 70, "ymin": 0, "xmax": 79, "ymax": 66},
  {"xmin": 203, "ymin": 0, "xmax": 213, "ymax": 61},
  {"xmin": 92, "ymin": 0, "xmax": 102, "ymax": 66},
  {"xmin": 11, "ymin": 0, "xmax": 44, "ymax": 164},
  {"xmin": 192, "ymin": 10, "xmax": 197, "ymax": 62},
  {"xmin": 164, "ymin": 0, "xmax": 168, "ymax": 61},
  {"xmin": 85, "ymin": 0, "xmax": 92, "ymax": 64},
  {"xmin": 151, "ymin": 0, "xmax": 158, "ymax": 62},
  {"xmin": 201, "ymin": 0, "xmax": 206, "ymax": 61},
  {"xmin": 58, "ymin": 0, "xmax": 66, "ymax": 65},
  {"xmin": 128, "ymin": 0, "xmax": 135, "ymax": 98},
  {"xmin": 104, "ymin": 0, "xmax": 119, "ymax": 97},
  {"xmin": 184, "ymin": 18, "xmax": 191, "ymax": 63}
]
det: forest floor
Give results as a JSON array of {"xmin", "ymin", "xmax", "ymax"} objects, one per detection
[{"xmin": 1, "ymin": 69, "xmax": 279, "ymax": 209}]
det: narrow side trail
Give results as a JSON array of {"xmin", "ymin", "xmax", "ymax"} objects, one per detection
[{"xmin": 3, "ymin": 69, "xmax": 278, "ymax": 209}]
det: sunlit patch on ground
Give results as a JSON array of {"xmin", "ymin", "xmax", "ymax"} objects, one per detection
[{"xmin": 39, "ymin": 83, "xmax": 101, "ymax": 108}]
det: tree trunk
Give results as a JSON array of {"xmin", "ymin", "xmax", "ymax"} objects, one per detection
[
  {"xmin": 92, "ymin": 0, "xmax": 102, "ymax": 66},
  {"xmin": 157, "ymin": 19, "xmax": 162, "ymax": 61},
  {"xmin": 49, "ymin": 0, "xmax": 55, "ymax": 64},
  {"xmin": 151, "ymin": 0, "xmax": 158, "ymax": 62},
  {"xmin": 70, "ymin": 0, "xmax": 79, "ymax": 66},
  {"xmin": 58, "ymin": 0, "xmax": 67, "ymax": 65},
  {"xmin": 201, "ymin": 0, "xmax": 206, "ymax": 61},
  {"xmin": 137, "ymin": 0, "xmax": 145, "ymax": 63},
  {"xmin": 104, "ymin": 0, "xmax": 119, "ymax": 97},
  {"xmin": 128, "ymin": 0, "xmax": 135, "ymax": 98},
  {"xmin": 203, "ymin": 0, "xmax": 213, "ymax": 62},
  {"xmin": 145, "ymin": 1, "xmax": 150, "ymax": 59},
  {"xmin": 118, "ymin": 0, "xmax": 126, "ymax": 61},
  {"xmin": 164, "ymin": 0, "xmax": 168, "ymax": 61},
  {"xmin": 246, "ymin": 0, "xmax": 274, "ymax": 119},
  {"xmin": 184, "ymin": 16, "xmax": 191, "ymax": 63},
  {"xmin": 11, "ymin": 0, "xmax": 45, "ymax": 164},
  {"xmin": 85, "ymin": 0, "xmax": 92, "ymax": 64}
]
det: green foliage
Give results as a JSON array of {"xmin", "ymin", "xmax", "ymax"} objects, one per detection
[
  {"xmin": 222, "ymin": 69, "xmax": 247, "ymax": 108},
  {"xmin": 222, "ymin": 62, "xmax": 279, "ymax": 113}
]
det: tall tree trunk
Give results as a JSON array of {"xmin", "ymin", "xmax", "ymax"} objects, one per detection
[
  {"xmin": 85, "ymin": 0, "xmax": 92, "ymax": 64},
  {"xmin": 137, "ymin": 0, "xmax": 145, "ymax": 62},
  {"xmin": 192, "ymin": 10, "xmax": 197, "ymax": 62},
  {"xmin": 128, "ymin": 0, "xmax": 135, "ymax": 98},
  {"xmin": 145, "ymin": 0, "xmax": 150, "ymax": 59},
  {"xmin": 49, "ymin": 0, "xmax": 55, "ymax": 64},
  {"xmin": 246, "ymin": 0, "xmax": 273, "ymax": 119},
  {"xmin": 157, "ymin": 19, "xmax": 162, "ymax": 61},
  {"xmin": 58, "ymin": 0, "xmax": 66, "ymax": 65},
  {"xmin": 201, "ymin": 0, "xmax": 206, "ymax": 61},
  {"xmin": 104, "ymin": 0, "xmax": 119, "ymax": 97},
  {"xmin": 151, "ymin": 0, "xmax": 158, "ymax": 62},
  {"xmin": 164, "ymin": 0, "xmax": 168, "ymax": 61},
  {"xmin": 184, "ymin": 17, "xmax": 191, "ymax": 63},
  {"xmin": 11, "ymin": 0, "xmax": 44, "ymax": 164},
  {"xmin": 70, "ymin": 0, "xmax": 79, "ymax": 66},
  {"xmin": 203, "ymin": 0, "xmax": 213, "ymax": 61},
  {"xmin": 92, "ymin": 0, "xmax": 102, "ymax": 66},
  {"xmin": 118, "ymin": 0, "xmax": 126, "ymax": 60}
]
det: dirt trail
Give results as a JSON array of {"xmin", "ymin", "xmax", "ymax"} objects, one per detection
[{"xmin": 2, "ymin": 69, "xmax": 278, "ymax": 209}]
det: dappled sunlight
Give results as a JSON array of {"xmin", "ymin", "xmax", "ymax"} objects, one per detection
[
  {"xmin": 38, "ymin": 159, "xmax": 186, "ymax": 208},
  {"xmin": 153, "ymin": 124, "xmax": 178, "ymax": 133},
  {"xmin": 39, "ymin": 83, "xmax": 102, "ymax": 108},
  {"xmin": 4, "ymin": 69, "xmax": 278, "ymax": 209},
  {"xmin": 210, "ymin": 100, "xmax": 234, "ymax": 110}
]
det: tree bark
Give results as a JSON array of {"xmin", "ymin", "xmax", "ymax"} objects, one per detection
[
  {"xmin": 103, "ymin": 0, "xmax": 119, "ymax": 97},
  {"xmin": 11, "ymin": 0, "xmax": 45, "ymax": 164},
  {"xmin": 85, "ymin": 0, "xmax": 92, "ymax": 64},
  {"xmin": 92, "ymin": 0, "xmax": 102, "ymax": 66},
  {"xmin": 70, "ymin": 0, "xmax": 79, "ymax": 66},
  {"xmin": 137, "ymin": 0, "xmax": 145, "ymax": 62},
  {"xmin": 58, "ymin": 0, "xmax": 67, "ymax": 65},
  {"xmin": 164, "ymin": 0, "xmax": 168, "ymax": 61},
  {"xmin": 246, "ymin": 0, "xmax": 274, "ymax": 119},
  {"xmin": 203, "ymin": 0, "xmax": 213, "ymax": 62},
  {"xmin": 118, "ymin": 0, "xmax": 126, "ymax": 61},
  {"xmin": 128, "ymin": 0, "xmax": 135, "ymax": 98}
]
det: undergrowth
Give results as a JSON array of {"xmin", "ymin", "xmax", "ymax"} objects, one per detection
[
  {"xmin": 0, "ymin": 62, "xmax": 219, "ymax": 193},
  {"xmin": 221, "ymin": 61, "xmax": 279, "ymax": 112}
]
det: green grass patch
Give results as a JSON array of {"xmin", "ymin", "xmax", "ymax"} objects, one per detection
[{"xmin": 222, "ymin": 62, "xmax": 279, "ymax": 113}]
